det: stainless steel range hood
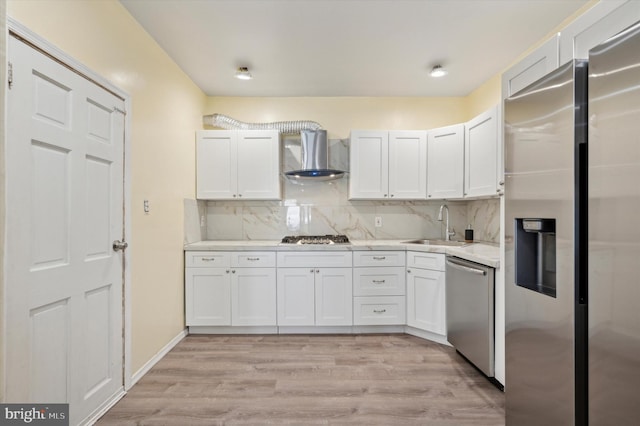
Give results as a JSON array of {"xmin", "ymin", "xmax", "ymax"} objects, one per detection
[{"xmin": 285, "ymin": 130, "xmax": 345, "ymax": 182}]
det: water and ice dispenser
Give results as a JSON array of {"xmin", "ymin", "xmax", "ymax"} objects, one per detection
[{"xmin": 515, "ymin": 218, "xmax": 556, "ymax": 297}]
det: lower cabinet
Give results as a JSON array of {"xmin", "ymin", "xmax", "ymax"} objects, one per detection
[
  {"xmin": 185, "ymin": 251, "xmax": 276, "ymax": 327},
  {"xmin": 353, "ymin": 251, "xmax": 406, "ymax": 325},
  {"xmin": 406, "ymin": 251, "xmax": 446, "ymax": 336},
  {"xmin": 277, "ymin": 252, "xmax": 353, "ymax": 326}
]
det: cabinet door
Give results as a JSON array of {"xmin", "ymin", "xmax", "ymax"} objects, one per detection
[
  {"xmin": 349, "ymin": 131, "xmax": 389, "ymax": 199},
  {"xmin": 231, "ymin": 267, "xmax": 277, "ymax": 326},
  {"xmin": 388, "ymin": 131, "xmax": 427, "ymax": 199},
  {"xmin": 427, "ymin": 124, "xmax": 464, "ymax": 199},
  {"xmin": 502, "ymin": 34, "xmax": 559, "ymax": 99},
  {"xmin": 277, "ymin": 268, "xmax": 315, "ymax": 326},
  {"xmin": 465, "ymin": 106, "xmax": 499, "ymax": 198},
  {"xmin": 237, "ymin": 130, "xmax": 281, "ymax": 200},
  {"xmin": 406, "ymin": 267, "xmax": 446, "ymax": 335},
  {"xmin": 185, "ymin": 267, "xmax": 231, "ymax": 326},
  {"xmin": 196, "ymin": 130, "xmax": 237, "ymax": 199},
  {"xmin": 315, "ymin": 268, "xmax": 353, "ymax": 326}
]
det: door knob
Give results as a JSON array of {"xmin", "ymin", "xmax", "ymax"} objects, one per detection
[{"xmin": 112, "ymin": 240, "xmax": 128, "ymax": 252}]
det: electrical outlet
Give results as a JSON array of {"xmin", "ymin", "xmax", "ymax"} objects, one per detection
[
  {"xmin": 143, "ymin": 199, "xmax": 150, "ymax": 214},
  {"xmin": 374, "ymin": 216, "xmax": 382, "ymax": 228}
]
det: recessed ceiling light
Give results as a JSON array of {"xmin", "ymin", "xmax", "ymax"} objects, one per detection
[
  {"xmin": 235, "ymin": 67, "xmax": 252, "ymax": 80},
  {"xmin": 430, "ymin": 65, "xmax": 448, "ymax": 78}
]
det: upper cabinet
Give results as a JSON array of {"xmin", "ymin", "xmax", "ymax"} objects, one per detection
[
  {"xmin": 350, "ymin": 130, "xmax": 427, "ymax": 200},
  {"xmin": 465, "ymin": 106, "xmax": 501, "ymax": 198},
  {"xmin": 502, "ymin": 34, "xmax": 560, "ymax": 99},
  {"xmin": 427, "ymin": 124, "xmax": 464, "ymax": 199},
  {"xmin": 196, "ymin": 130, "xmax": 281, "ymax": 200},
  {"xmin": 559, "ymin": 0, "xmax": 640, "ymax": 64}
]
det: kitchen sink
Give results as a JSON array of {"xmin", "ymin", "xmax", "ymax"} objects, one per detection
[{"xmin": 402, "ymin": 239, "xmax": 469, "ymax": 247}]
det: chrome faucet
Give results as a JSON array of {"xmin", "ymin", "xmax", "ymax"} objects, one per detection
[{"xmin": 438, "ymin": 204, "xmax": 456, "ymax": 241}]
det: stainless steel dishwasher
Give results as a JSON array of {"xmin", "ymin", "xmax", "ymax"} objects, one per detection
[{"xmin": 446, "ymin": 256, "xmax": 495, "ymax": 377}]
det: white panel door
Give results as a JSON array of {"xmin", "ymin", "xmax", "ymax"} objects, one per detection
[
  {"xmin": 237, "ymin": 130, "xmax": 281, "ymax": 200},
  {"xmin": 185, "ymin": 268, "xmax": 231, "ymax": 326},
  {"xmin": 349, "ymin": 131, "xmax": 389, "ymax": 199},
  {"xmin": 315, "ymin": 268, "xmax": 353, "ymax": 326},
  {"xmin": 276, "ymin": 268, "xmax": 315, "ymax": 326},
  {"xmin": 196, "ymin": 130, "xmax": 237, "ymax": 199},
  {"xmin": 427, "ymin": 124, "xmax": 464, "ymax": 199},
  {"xmin": 502, "ymin": 34, "xmax": 560, "ymax": 99},
  {"xmin": 465, "ymin": 106, "xmax": 499, "ymax": 198},
  {"xmin": 6, "ymin": 36, "xmax": 125, "ymax": 424},
  {"xmin": 231, "ymin": 268, "xmax": 277, "ymax": 326},
  {"xmin": 406, "ymin": 268, "xmax": 446, "ymax": 335},
  {"xmin": 388, "ymin": 131, "xmax": 427, "ymax": 199}
]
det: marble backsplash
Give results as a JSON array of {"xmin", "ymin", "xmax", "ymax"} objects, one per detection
[{"xmin": 198, "ymin": 136, "xmax": 500, "ymax": 243}]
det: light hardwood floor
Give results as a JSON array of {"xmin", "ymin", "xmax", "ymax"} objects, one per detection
[{"xmin": 97, "ymin": 334, "xmax": 505, "ymax": 425}]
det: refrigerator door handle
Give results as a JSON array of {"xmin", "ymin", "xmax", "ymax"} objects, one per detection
[{"xmin": 446, "ymin": 259, "xmax": 486, "ymax": 276}]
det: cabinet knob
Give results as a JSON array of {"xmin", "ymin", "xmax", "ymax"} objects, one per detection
[
  {"xmin": 407, "ymin": 269, "xmax": 411, "ymax": 273},
  {"xmin": 232, "ymin": 270, "xmax": 236, "ymax": 274},
  {"xmin": 238, "ymin": 194, "xmax": 243, "ymax": 197},
  {"xmin": 310, "ymin": 269, "xmax": 315, "ymax": 273},
  {"xmin": 427, "ymin": 194, "xmax": 432, "ymax": 198},
  {"xmin": 232, "ymin": 194, "xmax": 237, "ymax": 198},
  {"xmin": 316, "ymin": 269, "xmax": 320, "ymax": 273},
  {"xmin": 499, "ymin": 180, "xmax": 505, "ymax": 186},
  {"xmin": 384, "ymin": 194, "xmax": 388, "ymax": 197},
  {"xmin": 226, "ymin": 270, "xmax": 230, "ymax": 274},
  {"xmin": 390, "ymin": 194, "xmax": 394, "ymax": 198}
]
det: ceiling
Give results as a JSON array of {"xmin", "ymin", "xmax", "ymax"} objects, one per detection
[{"xmin": 120, "ymin": 0, "xmax": 590, "ymax": 97}]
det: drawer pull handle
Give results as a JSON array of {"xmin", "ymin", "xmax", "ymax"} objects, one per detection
[
  {"xmin": 373, "ymin": 256, "xmax": 386, "ymax": 260},
  {"xmin": 372, "ymin": 280, "xmax": 386, "ymax": 284},
  {"xmin": 201, "ymin": 258, "xmax": 217, "ymax": 262},
  {"xmin": 373, "ymin": 309, "xmax": 387, "ymax": 314},
  {"xmin": 246, "ymin": 257, "xmax": 260, "ymax": 261}
]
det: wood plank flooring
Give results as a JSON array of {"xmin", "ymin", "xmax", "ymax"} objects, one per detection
[{"xmin": 97, "ymin": 334, "xmax": 504, "ymax": 425}]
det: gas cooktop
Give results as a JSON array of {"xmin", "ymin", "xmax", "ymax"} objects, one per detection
[{"xmin": 280, "ymin": 235, "xmax": 350, "ymax": 245}]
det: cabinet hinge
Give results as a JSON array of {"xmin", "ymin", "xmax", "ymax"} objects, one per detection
[{"xmin": 8, "ymin": 61, "xmax": 13, "ymax": 89}]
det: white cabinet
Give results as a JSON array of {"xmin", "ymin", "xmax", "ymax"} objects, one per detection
[
  {"xmin": 465, "ymin": 106, "xmax": 501, "ymax": 198},
  {"xmin": 502, "ymin": 34, "xmax": 560, "ymax": 99},
  {"xmin": 185, "ymin": 267, "xmax": 231, "ymax": 326},
  {"xmin": 349, "ymin": 130, "xmax": 426, "ymax": 200},
  {"xmin": 196, "ymin": 130, "xmax": 281, "ymax": 200},
  {"xmin": 353, "ymin": 251, "xmax": 406, "ymax": 326},
  {"xmin": 559, "ymin": 0, "xmax": 640, "ymax": 64},
  {"xmin": 406, "ymin": 251, "xmax": 446, "ymax": 336},
  {"xmin": 277, "ymin": 252, "xmax": 353, "ymax": 326},
  {"xmin": 185, "ymin": 251, "xmax": 276, "ymax": 327},
  {"xmin": 427, "ymin": 124, "xmax": 464, "ymax": 199}
]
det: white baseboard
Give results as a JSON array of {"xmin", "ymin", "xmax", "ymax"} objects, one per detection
[
  {"xmin": 130, "ymin": 329, "xmax": 187, "ymax": 388},
  {"xmin": 82, "ymin": 388, "xmax": 126, "ymax": 426}
]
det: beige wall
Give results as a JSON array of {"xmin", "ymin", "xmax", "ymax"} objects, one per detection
[
  {"xmin": 206, "ymin": 96, "xmax": 469, "ymax": 138},
  {"xmin": 6, "ymin": 0, "xmax": 206, "ymax": 373}
]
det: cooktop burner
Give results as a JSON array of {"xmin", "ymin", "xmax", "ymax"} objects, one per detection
[{"xmin": 281, "ymin": 234, "xmax": 350, "ymax": 245}]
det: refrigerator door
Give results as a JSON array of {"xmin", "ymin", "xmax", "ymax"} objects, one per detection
[
  {"xmin": 504, "ymin": 60, "xmax": 587, "ymax": 426},
  {"xmin": 588, "ymin": 22, "xmax": 640, "ymax": 426}
]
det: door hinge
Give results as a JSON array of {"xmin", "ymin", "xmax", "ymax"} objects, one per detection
[
  {"xmin": 8, "ymin": 61, "xmax": 13, "ymax": 89},
  {"xmin": 113, "ymin": 106, "xmax": 126, "ymax": 115}
]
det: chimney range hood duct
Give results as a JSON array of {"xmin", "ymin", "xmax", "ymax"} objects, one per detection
[
  {"xmin": 286, "ymin": 129, "xmax": 345, "ymax": 182},
  {"xmin": 203, "ymin": 114, "xmax": 345, "ymax": 182}
]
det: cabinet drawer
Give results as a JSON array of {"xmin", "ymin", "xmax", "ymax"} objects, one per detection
[
  {"xmin": 277, "ymin": 251, "xmax": 352, "ymax": 268},
  {"xmin": 406, "ymin": 251, "xmax": 445, "ymax": 271},
  {"xmin": 353, "ymin": 251, "xmax": 405, "ymax": 267},
  {"xmin": 231, "ymin": 251, "xmax": 276, "ymax": 267},
  {"xmin": 353, "ymin": 296, "xmax": 406, "ymax": 325},
  {"xmin": 353, "ymin": 267, "xmax": 406, "ymax": 296},
  {"xmin": 186, "ymin": 251, "xmax": 231, "ymax": 267}
]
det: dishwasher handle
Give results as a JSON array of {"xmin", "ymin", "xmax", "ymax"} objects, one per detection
[{"xmin": 446, "ymin": 258, "xmax": 486, "ymax": 276}]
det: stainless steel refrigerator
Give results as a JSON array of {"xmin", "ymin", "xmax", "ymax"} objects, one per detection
[{"xmin": 504, "ymin": 21, "xmax": 640, "ymax": 426}]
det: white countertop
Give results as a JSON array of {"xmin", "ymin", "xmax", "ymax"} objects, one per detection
[{"xmin": 185, "ymin": 239, "xmax": 500, "ymax": 268}]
